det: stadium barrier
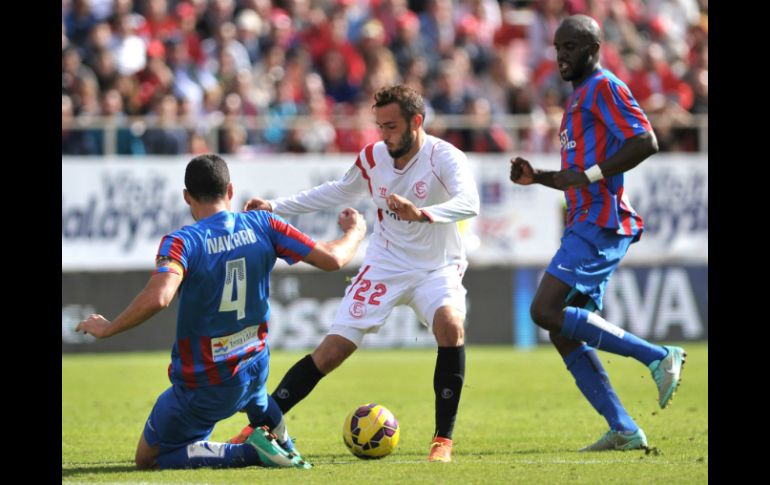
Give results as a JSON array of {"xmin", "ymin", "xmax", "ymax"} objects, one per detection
[
  {"xmin": 62, "ymin": 154, "xmax": 707, "ymax": 351},
  {"xmin": 62, "ymin": 264, "xmax": 707, "ymax": 353},
  {"xmin": 63, "ymin": 113, "xmax": 709, "ymax": 155}
]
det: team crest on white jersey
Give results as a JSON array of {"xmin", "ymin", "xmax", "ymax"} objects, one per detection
[
  {"xmin": 413, "ymin": 181, "xmax": 427, "ymax": 199},
  {"xmin": 560, "ymin": 129, "xmax": 577, "ymax": 150},
  {"xmin": 378, "ymin": 186, "xmax": 388, "ymax": 198},
  {"xmin": 349, "ymin": 301, "xmax": 366, "ymax": 319}
]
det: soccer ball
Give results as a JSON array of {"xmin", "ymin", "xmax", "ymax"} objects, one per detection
[{"xmin": 342, "ymin": 403, "xmax": 400, "ymax": 459}]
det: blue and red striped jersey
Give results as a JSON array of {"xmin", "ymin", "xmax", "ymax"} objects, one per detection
[
  {"xmin": 156, "ymin": 210, "xmax": 315, "ymax": 389},
  {"xmin": 560, "ymin": 68, "xmax": 651, "ymax": 240}
]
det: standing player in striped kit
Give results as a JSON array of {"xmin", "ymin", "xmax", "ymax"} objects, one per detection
[
  {"xmin": 509, "ymin": 15, "xmax": 686, "ymax": 451},
  {"xmin": 76, "ymin": 154, "xmax": 366, "ymax": 469},
  {"xmin": 232, "ymin": 85, "xmax": 480, "ymax": 462}
]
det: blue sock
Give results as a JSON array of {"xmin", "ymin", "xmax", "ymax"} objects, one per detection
[
  {"xmin": 260, "ymin": 394, "xmax": 284, "ymax": 429},
  {"xmin": 561, "ymin": 307, "xmax": 666, "ymax": 365},
  {"xmin": 564, "ymin": 345, "xmax": 637, "ymax": 432},
  {"xmin": 156, "ymin": 441, "xmax": 259, "ymax": 469},
  {"xmin": 248, "ymin": 395, "xmax": 294, "ymax": 452}
]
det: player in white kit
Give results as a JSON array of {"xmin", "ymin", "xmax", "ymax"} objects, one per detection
[{"xmin": 231, "ymin": 85, "xmax": 479, "ymax": 462}]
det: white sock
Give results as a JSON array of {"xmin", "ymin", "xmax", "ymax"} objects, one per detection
[{"xmin": 273, "ymin": 416, "xmax": 289, "ymax": 443}]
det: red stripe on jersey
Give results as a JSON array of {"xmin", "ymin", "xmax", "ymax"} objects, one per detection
[
  {"xmin": 593, "ymin": 100, "xmax": 607, "ymax": 162},
  {"xmin": 364, "ymin": 144, "xmax": 376, "ymax": 168},
  {"xmin": 559, "ymin": 92, "xmax": 574, "ymax": 171},
  {"xmin": 257, "ymin": 322, "xmax": 268, "ymax": 352},
  {"xmin": 168, "ymin": 237, "xmax": 185, "ymax": 263},
  {"xmin": 225, "ymin": 355, "xmax": 239, "ymax": 377},
  {"xmin": 241, "ymin": 347, "xmax": 258, "ymax": 367},
  {"xmin": 199, "ymin": 336, "xmax": 222, "ymax": 385},
  {"xmin": 573, "ymin": 102, "xmax": 586, "ymax": 170},
  {"xmin": 621, "ymin": 187, "xmax": 644, "ymax": 233},
  {"xmin": 620, "ymin": 211, "xmax": 633, "ymax": 235},
  {"xmin": 178, "ymin": 337, "xmax": 197, "ymax": 389},
  {"xmin": 617, "ymin": 187, "xmax": 634, "ymax": 235},
  {"xmin": 599, "ymin": 79, "xmax": 636, "ymax": 139},
  {"xmin": 617, "ymin": 85, "xmax": 652, "ymax": 131},
  {"xmin": 377, "ymin": 208, "xmax": 383, "ymax": 222},
  {"xmin": 346, "ymin": 265, "xmax": 371, "ymax": 295},
  {"xmin": 269, "ymin": 217, "xmax": 315, "ymax": 248},
  {"xmin": 581, "ymin": 94, "xmax": 607, "ymax": 227},
  {"xmin": 230, "ymin": 346, "xmax": 257, "ymax": 375},
  {"xmin": 572, "ymin": 101, "xmax": 592, "ymax": 222},
  {"xmin": 596, "ymin": 183, "xmax": 612, "ymax": 227},
  {"xmin": 354, "ymin": 156, "xmax": 374, "ymax": 196},
  {"xmin": 275, "ymin": 244, "xmax": 304, "ymax": 262},
  {"xmin": 578, "ymin": 189, "xmax": 592, "ymax": 222}
]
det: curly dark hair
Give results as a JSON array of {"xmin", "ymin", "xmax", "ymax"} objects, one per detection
[{"xmin": 373, "ymin": 85, "xmax": 426, "ymax": 123}]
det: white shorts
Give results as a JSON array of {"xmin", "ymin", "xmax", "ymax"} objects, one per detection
[{"xmin": 328, "ymin": 261, "xmax": 468, "ymax": 346}]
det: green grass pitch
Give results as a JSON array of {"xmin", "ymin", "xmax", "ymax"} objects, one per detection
[{"xmin": 63, "ymin": 343, "xmax": 708, "ymax": 484}]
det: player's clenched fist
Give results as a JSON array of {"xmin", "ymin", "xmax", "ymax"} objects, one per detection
[
  {"xmin": 510, "ymin": 157, "xmax": 535, "ymax": 185},
  {"xmin": 76, "ymin": 314, "xmax": 111, "ymax": 339},
  {"xmin": 386, "ymin": 194, "xmax": 423, "ymax": 221},
  {"xmin": 242, "ymin": 197, "xmax": 272, "ymax": 212},
  {"xmin": 339, "ymin": 208, "xmax": 367, "ymax": 238}
]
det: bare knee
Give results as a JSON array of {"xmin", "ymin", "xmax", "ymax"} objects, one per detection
[
  {"xmin": 529, "ymin": 304, "xmax": 562, "ymax": 333},
  {"xmin": 135, "ymin": 433, "xmax": 159, "ymax": 470},
  {"xmin": 311, "ymin": 335, "xmax": 357, "ymax": 374},
  {"xmin": 432, "ymin": 306, "xmax": 465, "ymax": 346}
]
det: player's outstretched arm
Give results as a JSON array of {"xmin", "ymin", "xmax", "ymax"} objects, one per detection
[
  {"xmin": 510, "ymin": 156, "xmax": 564, "ymax": 190},
  {"xmin": 75, "ymin": 272, "xmax": 183, "ymax": 339},
  {"xmin": 303, "ymin": 208, "xmax": 367, "ymax": 271}
]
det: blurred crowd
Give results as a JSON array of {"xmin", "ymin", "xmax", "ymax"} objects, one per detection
[{"xmin": 62, "ymin": 0, "xmax": 708, "ymax": 156}]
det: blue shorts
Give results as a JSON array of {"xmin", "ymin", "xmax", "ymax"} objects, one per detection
[
  {"xmin": 143, "ymin": 352, "xmax": 270, "ymax": 452},
  {"xmin": 546, "ymin": 220, "xmax": 633, "ymax": 311}
]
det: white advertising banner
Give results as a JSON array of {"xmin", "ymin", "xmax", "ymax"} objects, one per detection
[
  {"xmin": 621, "ymin": 157, "xmax": 708, "ymax": 263},
  {"xmin": 467, "ymin": 153, "xmax": 708, "ymax": 265},
  {"xmin": 62, "ymin": 154, "xmax": 707, "ymax": 271},
  {"xmin": 467, "ymin": 154, "xmax": 564, "ymax": 265},
  {"xmin": 61, "ymin": 156, "xmax": 360, "ymax": 271}
]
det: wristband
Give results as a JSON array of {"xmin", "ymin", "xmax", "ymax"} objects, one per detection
[{"xmin": 584, "ymin": 164, "xmax": 604, "ymax": 183}]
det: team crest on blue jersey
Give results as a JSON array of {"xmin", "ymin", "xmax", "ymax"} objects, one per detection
[{"xmin": 560, "ymin": 130, "xmax": 577, "ymax": 150}]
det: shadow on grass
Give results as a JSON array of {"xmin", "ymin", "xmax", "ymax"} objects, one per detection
[
  {"xmin": 62, "ymin": 463, "xmax": 136, "ymax": 477},
  {"xmin": 308, "ymin": 447, "xmax": 574, "ymax": 464}
]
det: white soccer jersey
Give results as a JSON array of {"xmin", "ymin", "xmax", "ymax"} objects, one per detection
[{"xmin": 270, "ymin": 134, "xmax": 480, "ymax": 271}]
